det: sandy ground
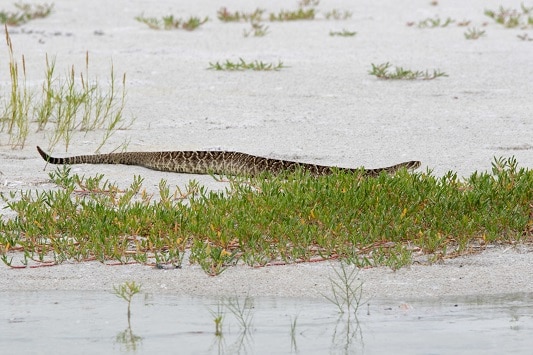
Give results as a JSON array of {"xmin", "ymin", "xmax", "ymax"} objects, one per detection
[{"xmin": 1, "ymin": 0, "xmax": 532, "ymax": 299}]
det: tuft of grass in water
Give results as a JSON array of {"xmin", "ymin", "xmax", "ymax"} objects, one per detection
[
  {"xmin": 485, "ymin": 4, "xmax": 533, "ymax": 28},
  {"xmin": 0, "ymin": 2, "xmax": 53, "ymax": 26},
  {"xmin": 323, "ymin": 262, "xmax": 363, "ymax": 315},
  {"xmin": 369, "ymin": 62, "xmax": 448, "ymax": 80},
  {"xmin": 209, "ymin": 302, "xmax": 224, "ymax": 337},
  {"xmin": 135, "ymin": 14, "xmax": 208, "ymax": 31},
  {"xmin": 329, "ymin": 29, "xmax": 357, "ymax": 37},
  {"xmin": 1, "ymin": 157, "xmax": 532, "ymax": 274},
  {"xmin": 464, "ymin": 27, "xmax": 486, "ymax": 40},
  {"xmin": 407, "ymin": 16, "xmax": 455, "ymax": 28},
  {"xmin": 0, "ymin": 27, "xmax": 131, "ymax": 151},
  {"xmin": 207, "ymin": 58, "xmax": 286, "ymax": 71},
  {"xmin": 217, "ymin": 7, "xmax": 264, "ymax": 22},
  {"xmin": 113, "ymin": 281, "xmax": 142, "ymax": 327}
]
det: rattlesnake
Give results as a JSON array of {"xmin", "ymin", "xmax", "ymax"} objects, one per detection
[{"xmin": 36, "ymin": 146, "xmax": 421, "ymax": 177}]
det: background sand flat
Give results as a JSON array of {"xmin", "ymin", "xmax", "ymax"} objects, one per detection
[{"xmin": 0, "ymin": 0, "xmax": 532, "ymax": 298}]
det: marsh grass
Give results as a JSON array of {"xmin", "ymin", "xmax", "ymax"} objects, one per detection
[
  {"xmin": 135, "ymin": 14, "xmax": 208, "ymax": 31},
  {"xmin": 369, "ymin": 62, "xmax": 448, "ymax": 80},
  {"xmin": 1, "ymin": 157, "xmax": 532, "ymax": 275},
  {"xmin": 208, "ymin": 58, "xmax": 286, "ymax": 71},
  {"xmin": 269, "ymin": 8, "xmax": 315, "ymax": 21},
  {"xmin": 0, "ymin": 2, "xmax": 53, "ymax": 26},
  {"xmin": 113, "ymin": 281, "xmax": 142, "ymax": 325},
  {"xmin": 0, "ymin": 27, "xmax": 131, "ymax": 151},
  {"xmin": 324, "ymin": 9, "xmax": 353, "ymax": 20}
]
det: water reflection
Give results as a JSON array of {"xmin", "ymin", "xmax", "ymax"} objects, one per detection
[{"xmin": 1, "ymin": 291, "xmax": 532, "ymax": 354}]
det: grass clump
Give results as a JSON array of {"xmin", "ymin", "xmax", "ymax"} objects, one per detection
[
  {"xmin": 1, "ymin": 157, "xmax": 532, "ymax": 274},
  {"xmin": 369, "ymin": 62, "xmax": 448, "ymax": 80},
  {"xmin": 217, "ymin": 7, "xmax": 264, "ymax": 23},
  {"xmin": 408, "ymin": 16, "xmax": 455, "ymax": 28},
  {"xmin": 485, "ymin": 4, "xmax": 533, "ymax": 28},
  {"xmin": 464, "ymin": 27, "xmax": 486, "ymax": 40},
  {"xmin": 329, "ymin": 29, "xmax": 357, "ymax": 37},
  {"xmin": 269, "ymin": 8, "xmax": 315, "ymax": 21},
  {"xmin": 135, "ymin": 14, "xmax": 208, "ymax": 31},
  {"xmin": 243, "ymin": 22, "xmax": 269, "ymax": 37},
  {"xmin": 0, "ymin": 2, "xmax": 53, "ymax": 26},
  {"xmin": 324, "ymin": 9, "xmax": 353, "ymax": 20},
  {"xmin": 0, "ymin": 27, "xmax": 131, "ymax": 151},
  {"xmin": 207, "ymin": 58, "xmax": 286, "ymax": 71}
]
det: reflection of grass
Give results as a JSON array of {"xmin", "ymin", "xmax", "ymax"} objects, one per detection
[
  {"xmin": 464, "ymin": 27, "xmax": 486, "ymax": 40},
  {"xmin": 0, "ymin": 3, "xmax": 53, "ymax": 26},
  {"xmin": 329, "ymin": 29, "xmax": 357, "ymax": 37},
  {"xmin": 1, "ymin": 157, "xmax": 532, "ymax": 274}
]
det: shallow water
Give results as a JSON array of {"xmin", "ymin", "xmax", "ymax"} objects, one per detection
[{"xmin": 1, "ymin": 291, "xmax": 532, "ymax": 354}]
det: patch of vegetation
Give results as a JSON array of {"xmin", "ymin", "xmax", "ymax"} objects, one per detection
[
  {"xmin": 207, "ymin": 58, "xmax": 286, "ymax": 71},
  {"xmin": 0, "ymin": 27, "xmax": 131, "ymax": 151},
  {"xmin": 0, "ymin": 2, "xmax": 53, "ymax": 26},
  {"xmin": 464, "ymin": 27, "xmax": 486, "ymax": 40},
  {"xmin": 217, "ymin": 7, "xmax": 264, "ymax": 22},
  {"xmin": 324, "ymin": 9, "xmax": 353, "ymax": 20},
  {"xmin": 369, "ymin": 62, "xmax": 448, "ymax": 80},
  {"xmin": 135, "ymin": 14, "xmax": 208, "ymax": 31},
  {"xmin": 269, "ymin": 8, "xmax": 315, "ymax": 22},
  {"xmin": 329, "ymin": 29, "xmax": 357, "ymax": 37},
  {"xmin": 517, "ymin": 32, "xmax": 533, "ymax": 41},
  {"xmin": 485, "ymin": 4, "xmax": 533, "ymax": 28},
  {"xmin": 407, "ymin": 16, "xmax": 455, "ymax": 28},
  {"xmin": 1, "ymin": 158, "xmax": 532, "ymax": 275},
  {"xmin": 243, "ymin": 22, "xmax": 269, "ymax": 37}
]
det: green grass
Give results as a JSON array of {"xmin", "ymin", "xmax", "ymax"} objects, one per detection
[
  {"xmin": 408, "ymin": 16, "xmax": 455, "ymax": 28},
  {"xmin": 0, "ymin": 27, "xmax": 132, "ymax": 151},
  {"xmin": 217, "ymin": 7, "xmax": 264, "ymax": 23},
  {"xmin": 464, "ymin": 27, "xmax": 486, "ymax": 40},
  {"xmin": 369, "ymin": 62, "xmax": 448, "ymax": 80},
  {"xmin": 1, "ymin": 157, "xmax": 532, "ymax": 275},
  {"xmin": 207, "ymin": 58, "xmax": 286, "ymax": 71},
  {"xmin": 269, "ymin": 8, "xmax": 315, "ymax": 21},
  {"xmin": 0, "ymin": 2, "xmax": 53, "ymax": 26},
  {"xmin": 135, "ymin": 14, "xmax": 208, "ymax": 31}
]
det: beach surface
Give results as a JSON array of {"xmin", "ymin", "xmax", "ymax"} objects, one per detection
[{"xmin": 1, "ymin": 0, "xmax": 532, "ymax": 299}]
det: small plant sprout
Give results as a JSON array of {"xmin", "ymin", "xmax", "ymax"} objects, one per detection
[
  {"xmin": 369, "ymin": 62, "xmax": 448, "ymax": 80},
  {"xmin": 456, "ymin": 19, "xmax": 472, "ymax": 27},
  {"xmin": 135, "ymin": 14, "xmax": 208, "ymax": 30},
  {"xmin": 243, "ymin": 22, "xmax": 269, "ymax": 37},
  {"xmin": 464, "ymin": 27, "xmax": 486, "ymax": 40},
  {"xmin": 323, "ymin": 262, "xmax": 364, "ymax": 315},
  {"xmin": 113, "ymin": 281, "xmax": 142, "ymax": 327},
  {"xmin": 411, "ymin": 16, "xmax": 455, "ymax": 28},
  {"xmin": 209, "ymin": 302, "xmax": 225, "ymax": 337},
  {"xmin": 299, "ymin": 0, "xmax": 320, "ymax": 7},
  {"xmin": 329, "ymin": 29, "xmax": 357, "ymax": 37},
  {"xmin": 0, "ymin": 2, "xmax": 53, "ymax": 26},
  {"xmin": 207, "ymin": 58, "xmax": 286, "ymax": 71},
  {"xmin": 325, "ymin": 9, "xmax": 353, "ymax": 20}
]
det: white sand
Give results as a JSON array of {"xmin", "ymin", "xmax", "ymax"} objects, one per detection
[{"xmin": 1, "ymin": 0, "xmax": 532, "ymax": 299}]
